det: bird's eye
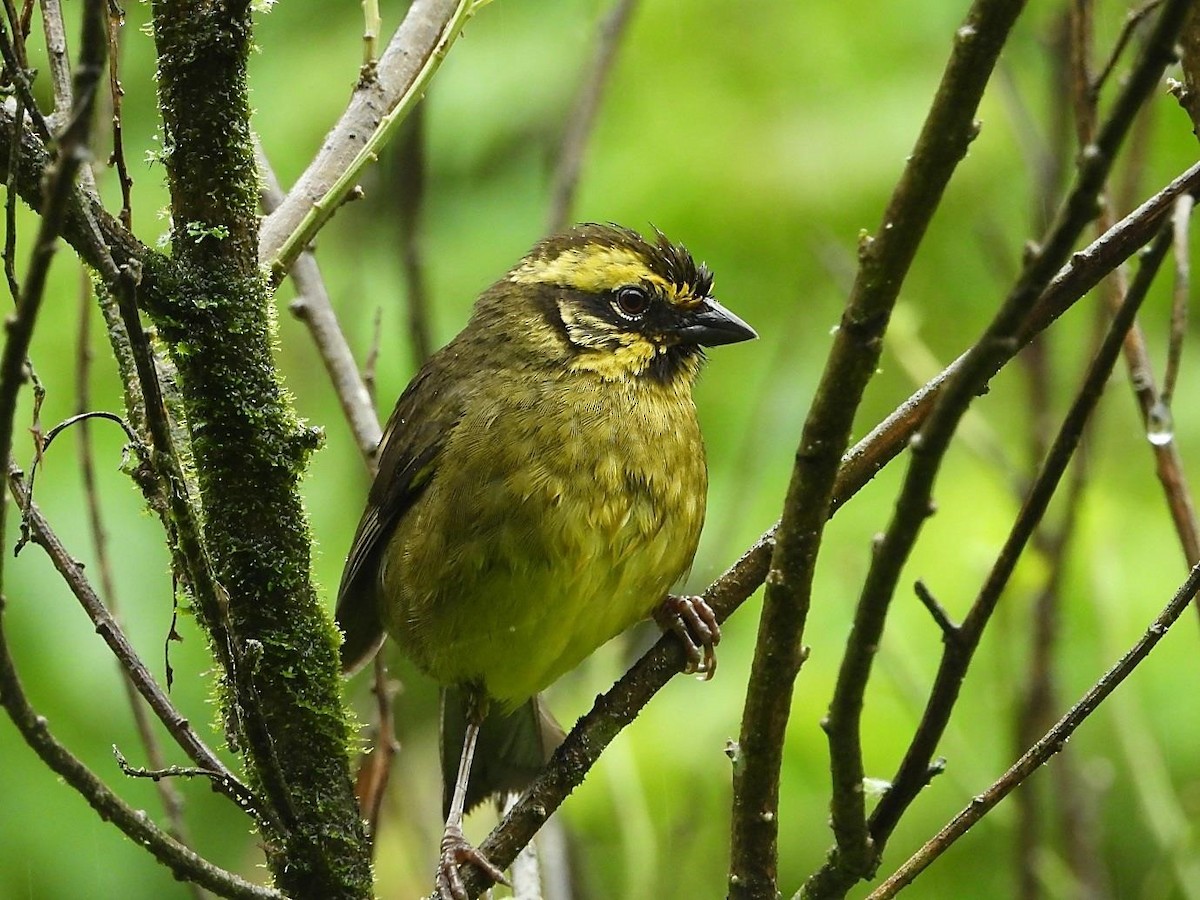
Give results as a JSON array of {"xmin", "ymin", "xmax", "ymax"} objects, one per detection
[{"xmin": 614, "ymin": 286, "xmax": 650, "ymax": 318}]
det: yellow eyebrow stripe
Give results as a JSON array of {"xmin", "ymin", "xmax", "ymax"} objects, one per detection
[{"xmin": 509, "ymin": 246, "xmax": 673, "ymax": 294}]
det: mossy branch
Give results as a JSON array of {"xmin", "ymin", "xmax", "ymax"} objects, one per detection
[{"xmin": 144, "ymin": 1, "xmax": 373, "ymax": 896}]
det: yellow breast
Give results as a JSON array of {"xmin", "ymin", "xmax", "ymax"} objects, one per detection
[{"xmin": 379, "ymin": 369, "xmax": 706, "ymax": 706}]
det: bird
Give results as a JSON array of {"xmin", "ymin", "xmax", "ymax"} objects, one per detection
[{"xmin": 335, "ymin": 222, "xmax": 756, "ymax": 899}]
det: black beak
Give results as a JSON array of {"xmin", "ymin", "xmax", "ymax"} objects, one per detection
[{"xmin": 676, "ymin": 298, "xmax": 757, "ymax": 347}]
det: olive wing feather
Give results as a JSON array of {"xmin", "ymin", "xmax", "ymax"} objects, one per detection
[{"xmin": 335, "ymin": 360, "xmax": 466, "ymax": 674}]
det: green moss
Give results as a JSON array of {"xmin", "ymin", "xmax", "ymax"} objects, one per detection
[{"xmin": 143, "ymin": 2, "xmax": 373, "ymax": 896}]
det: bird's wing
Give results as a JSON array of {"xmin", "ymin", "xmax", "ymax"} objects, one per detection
[{"xmin": 335, "ymin": 359, "xmax": 466, "ymax": 673}]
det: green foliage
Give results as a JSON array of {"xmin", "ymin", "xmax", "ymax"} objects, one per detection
[{"xmin": 3, "ymin": 1, "xmax": 1200, "ymax": 898}]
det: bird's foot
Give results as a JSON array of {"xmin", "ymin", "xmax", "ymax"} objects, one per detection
[
  {"xmin": 436, "ymin": 823, "xmax": 508, "ymax": 900},
  {"xmin": 655, "ymin": 594, "xmax": 720, "ymax": 679}
]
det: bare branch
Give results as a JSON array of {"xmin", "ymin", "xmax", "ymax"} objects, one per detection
[
  {"xmin": 74, "ymin": 287, "xmax": 207, "ymax": 898},
  {"xmin": 0, "ymin": 0, "xmax": 105, "ymax": 529},
  {"xmin": 1162, "ymin": 193, "xmax": 1192, "ymax": 405},
  {"xmin": 354, "ymin": 654, "xmax": 400, "ymax": 846},
  {"xmin": 0, "ymin": 15, "xmax": 52, "ymax": 140},
  {"xmin": 37, "ymin": 0, "xmax": 73, "ymax": 121},
  {"xmin": 259, "ymin": 0, "xmax": 485, "ymax": 282},
  {"xmin": 808, "ymin": 3, "xmax": 1191, "ymax": 893},
  {"xmin": 729, "ymin": 3, "xmax": 1027, "ymax": 896},
  {"xmin": 1175, "ymin": 4, "xmax": 1200, "ymax": 134},
  {"xmin": 8, "ymin": 467, "xmax": 270, "ymax": 826},
  {"xmin": 868, "ymin": 559, "xmax": 1200, "ymax": 898},
  {"xmin": 1077, "ymin": 0, "xmax": 1200, "ymax": 574},
  {"xmin": 1091, "ymin": 0, "xmax": 1165, "ymax": 99},
  {"xmin": 912, "ymin": 580, "xmax": 958, "ymax": 641},
  {"xmin": 868, "ymin": 220, "xmax": 1174, "ymax": 853},
  {"xmin": 105, "ymin": 2, "xmax": 133, "ymax": 229},
  {"xmin": 0, "ymin": 616, "xmax": 284, "ymax": 899}
]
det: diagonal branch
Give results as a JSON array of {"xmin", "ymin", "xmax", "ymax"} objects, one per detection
[
  {"xmin": 867, "ymin": 218, "xmax": 1175, "ymax": 851},
  {"xmin": 868, "ymin": 558, "xmax": 1200, "ymax": 898},
  {"xmin": 258, "ymin": 0, "xmax": 485, "ymax": 282},
  {"xmin": 257, "ymin": 144, "xmax": 382, "ymax": 468},
  {"xmin": 0, "ymin": 615, "xmax": 284, "ymax": 900},
  {"xmin": 8, "ymin": 467, "xmax": 269, "ymax": 825}
]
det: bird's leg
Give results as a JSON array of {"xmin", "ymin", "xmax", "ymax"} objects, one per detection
[
  {"xmin": 436, "ymin": 692, "xmax": 509, "ymax": 900},
  {"xmin": 654, "ymin": 594, "xmax": 721, "ymax": 679}
]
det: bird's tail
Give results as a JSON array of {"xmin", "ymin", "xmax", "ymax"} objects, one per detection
[{"xmin": 440, "ymin": 688, "xmax": 565, "ymax": 816}]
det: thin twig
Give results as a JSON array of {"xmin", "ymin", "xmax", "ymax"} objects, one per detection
[
  {"xmin": 0, "ymin": 0, "xmax": 105, "ymax": 497},
  {"xmin": 260, "ymin": 0, "xmax": 485, "ymax": 281},
  {"xmin": 913, "ymin": 580, "xmax": 958, "ymax": 640},
  {"xmin": 363, "ymin": 306, "xmax": 383, "ymax": 405},
  {"xmin": 1, "ymin": 0, "xmax": 27, "ymax": 70},
  {"xmin": 74, "ymin": 279, "xmax": 206, "ymax": 897},
  {"xmin": 4, "ymin": 96, "xmax": 23, "ymax": 304},
  {"xmin": 38, "ymin": 0, "xmax": 73, "ymax": 122},
  {"xmin": 0, "ymin": 615, "xmax": 283, "ymax": 898},
  {"xmin": 114, "ymin": 745, "xmax": 240, "ymax": 787},
  {"xmin": 1162, "ymin": 193, "xmax": 1192, "ymax": 405},
  {"xmin": 545, "ymin": 0, "xmax": 638, "ymax": 234},
  {"xmin": 0, "ymin": 15, "xmax": 52, "ymax": 141},
  {"xmin": 354, "ymin": 654, "xmax": 400, "ymax": 846},
  {"xmin": 45, "ymin": 18, "xmax": 138, "ymax": 754},
  {"xmin": 867, "ymin": 221, "xmax": 1174, "ymax": 854},
  {"xmin": 1077, "ymin": 0, "xmax": 1200, "ymax": 575},
  {"xmin": 361, "ymin": 0, "xmax": 380, "ymax": 68},
  {"xmin": 1175, "ymin": 5, "xmax": 1200, "ymax": 134},
  {"xmin": 105, "ymin": 0, "xmax": 133, "ymax": 229},
  {"xmin": 257, "ymin": 141, "xmax": 382, "ymax": 467},
  {"xmin": 1019, "ymin": 457, "xmax": 1110, "ymax": 900},
  {"xmin": 729, "ymin": 4, "xmax": 1027, "ymax": 896},
  {"xmin": 1090, "ymin": 0, "xmax": 1164, "ymax": 99},
  {"xmin": 8, "ymin": 467, "xmax": 271, "ymax": 826},
  {"xmin": 868, "ymin": 559, "xmax": 1200, "ymax": 898}
]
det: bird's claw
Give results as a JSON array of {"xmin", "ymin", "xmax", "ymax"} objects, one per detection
[
  {"xmin": 655, "ymin": 594, "xmax": 720, "ymax": 679},
  {"xmin": 436, "ymin": 823, "xmax": 508, "ymax": 900}
]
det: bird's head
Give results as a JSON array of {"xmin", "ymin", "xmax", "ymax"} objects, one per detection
[{"xmin": 492, "ymin": 223, "xmax": 756, "ymax": 382}]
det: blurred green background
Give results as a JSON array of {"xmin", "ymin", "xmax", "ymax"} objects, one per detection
[{"xmin": 3, "ymin": 1, "xmax": 1200, "ymax": 897}]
